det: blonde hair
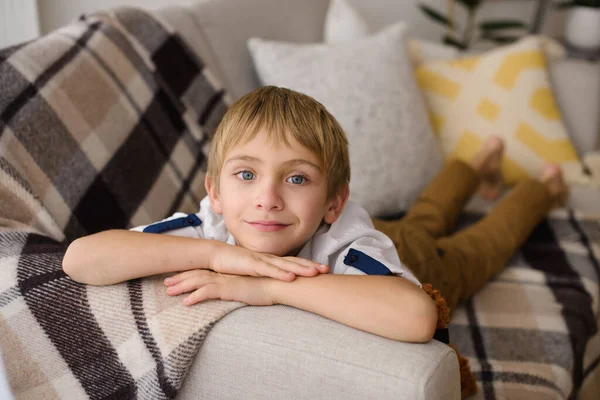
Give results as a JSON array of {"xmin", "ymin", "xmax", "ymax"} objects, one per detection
[{"xmin": 206, "ymin": 86, "xmax": 350, "ymax": 200}]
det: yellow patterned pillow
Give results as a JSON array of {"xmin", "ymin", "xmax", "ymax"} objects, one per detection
[{"xmin": 415, "ymin": 36, "xmax": 583, "ymax": 185}]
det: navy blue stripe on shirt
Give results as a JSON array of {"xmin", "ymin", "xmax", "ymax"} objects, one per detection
[
  {"xmin": 433, "ymin": 328, "xmax": 449, "ymax": 344},
  {"xmin": 343, "ymin": 249, "xmax": 393, "ymax": 276},
  {"xmin": 143, "ymin": 214, "xmax": 202, "ymax": 234}
]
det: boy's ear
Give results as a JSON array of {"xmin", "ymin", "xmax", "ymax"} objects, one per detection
[
  {"xmin": 324, "ymin": 184, "xmax": 350, "ymax": 224},
  {"xmin": 205, "ymin": 175, "xmax": 223, "ymax": 214}
]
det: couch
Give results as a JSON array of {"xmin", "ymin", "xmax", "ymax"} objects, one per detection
[{"xmin": 1, "ymin": 0, "xmax": 599, "ymax": 399}]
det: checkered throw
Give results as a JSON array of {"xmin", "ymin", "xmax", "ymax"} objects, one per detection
[
  {"xmin": 0, "ymin": 8, "xmax": 245, "ymax": 399},
  {"xmin": 0, "ymin": 7, "xmax": 228, "ymax": 242},
  {"xmin": 450, "ymin": 209, "xmax": 600, "ymax": 399}
]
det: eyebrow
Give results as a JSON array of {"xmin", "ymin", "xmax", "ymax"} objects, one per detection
[{"xmin": 225, "ymin": 155, "xmax": 323, "ymax": 172}]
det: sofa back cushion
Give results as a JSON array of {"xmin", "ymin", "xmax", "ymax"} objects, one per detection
[
  {"xmin": 160, "ymin": 0, "xmax": 329, "ymax": 100},
  {"xmin": 0, "ymin": 9, "xmax": 228, "ymax": 242}
]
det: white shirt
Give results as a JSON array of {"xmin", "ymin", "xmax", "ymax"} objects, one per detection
[{"xmin": 131, "ymin": 196, "xmax": 421, "ymax": 287}]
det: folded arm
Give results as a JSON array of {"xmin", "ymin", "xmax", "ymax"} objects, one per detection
[
  {"xmin": 166, "ymin": 270, "xmax": 437, "ymax": 343},
  {"xmin": 269, "ymin": 274, "xmax": 437, "ymax": 343},
  {"xmin": 63, "ymin": 230, "xmax": 325, "ymax": 286},
  {"xmin": 62, "ymin": 230, "xmax": 219, "ymax": 285}
]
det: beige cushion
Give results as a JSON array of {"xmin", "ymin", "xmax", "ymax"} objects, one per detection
[{"xmin": 160, "ymin": 0, "xmax": 328, "ymax": 101}]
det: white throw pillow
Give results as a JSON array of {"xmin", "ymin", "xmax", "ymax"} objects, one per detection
[
  {"xmin": 247, "ymin": 23, "xmax": 443, "ymax": 217},
  {"xmin": 324, "ymin": 0, "xmax": 370, "ymax": 45},
  {"xmin": 324, "ymin": 0, "xmax": 459, "ymax": 66}
]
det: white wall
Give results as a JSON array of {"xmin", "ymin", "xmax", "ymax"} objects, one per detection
[
  {"xmin": 36, "ymin": 0, "xmax": 566, "ymax": 41},
  {"xmin": 0, "ymin": 0, "xmax": 40, "ymax": 48}
]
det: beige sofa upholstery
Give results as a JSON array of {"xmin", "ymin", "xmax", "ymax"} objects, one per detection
[{"xmin": 177, "ymin": 306, "xmax": 459, "ymax": 399}]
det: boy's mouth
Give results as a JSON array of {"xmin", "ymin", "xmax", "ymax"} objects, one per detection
[{"xmin": 247, "ymin": 220, "xmax": 291, "ymax": 232}]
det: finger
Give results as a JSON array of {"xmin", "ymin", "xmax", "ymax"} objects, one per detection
[
  {"xmin": 267, "ymin": 257, "xmax": 320, "ymax": 277},
  {"xmin": 166, "ymin": 274, "xmax": 216, "ymax": 296},
  {"xmin": 165, "ymin": 270, "xmax": 197, "ymax": 286},
  {"xmin": 164, "ymin": 269, "xmax": 210, "ymax": 286},
  {"xmin": 254, "ymin": 261, "xmax": 296, "ymax": 281},
  {"xmin": 183, "ymin": 284, "xmax": 220, "ymax": 306},
  {"xmin": 281, "ymin": 257, "xmax": 329, "ymax": 274}
]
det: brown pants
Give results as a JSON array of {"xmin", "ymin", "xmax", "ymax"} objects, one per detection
[{"xmin": 373, "ymin": 160, "xmax": 553, "ymax": 312}]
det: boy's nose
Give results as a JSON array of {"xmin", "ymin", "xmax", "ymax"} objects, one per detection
[{"xmin": 255, "ymin": 181, "xmax": 283, "ymax": 211}]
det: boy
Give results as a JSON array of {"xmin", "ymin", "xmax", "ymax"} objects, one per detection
[{"xmin": 63, "ymin": 86, "xmax": 567, "ymax": 345}]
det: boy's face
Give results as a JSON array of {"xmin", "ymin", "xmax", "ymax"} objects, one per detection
[{"xmin": 206, "ymin": 129, "xmax": 348, "ymax": 256}]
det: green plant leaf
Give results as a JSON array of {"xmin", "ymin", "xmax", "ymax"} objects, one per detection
[
  {"xmin": 554, "ymin": 1, "xmax": 575, "ymax": 8},
  {"xmin": 559, "ymin": 0, "xmax": 600, "ymax": 8},
  {"xmin": 481, "ymin": 33, "xmax": 521, "ymax": 44},
  {"xmin": 456, "ymin": 0, "xmax": 483, "ymax": 10},
  {"xmin": 442, "ymin": 35, "xmax": 468, "ymax": 50},
  {"xmin": 480, "ymin": 20, "xmax": 528, "ymax": 30},
  {"xmin": 419, "ymin": 4, "xmax": 456, "ymax": 30}
]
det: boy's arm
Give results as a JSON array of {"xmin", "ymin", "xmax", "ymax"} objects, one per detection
[
  {"xmin": 63, "ymin": 230, "xmax": 326, "ymax": 286},
  {"xmin": 63, "ymin": 230, "xmax": 219, "ymax": 285},
  {"xmin": 166, "ymin": 271, "xmax": 437, "ymax": 343},
  {"xmin": 268, "ymin": 274, "xmax": 437, "ymax": 343}
]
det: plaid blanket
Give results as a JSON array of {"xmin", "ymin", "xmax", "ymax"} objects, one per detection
[
  {"xmin": 0, "ymin": 8, "xmax": 244, "ymax": 399},
  {"xmin": 0, "ymin": 8, "xmax": 228, "ymax": 242},
  {"xmin": 450, "ymin": 208, "xmax": 600, "ymax": 399}
]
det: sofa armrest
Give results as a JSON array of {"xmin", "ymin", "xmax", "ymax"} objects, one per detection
[
  {"xmin": 550, "ymin": 58, "xmax": 600, "ymax": 155},
  {"xmin": 176, "ymin": 305, "xmax": 460, "ymax": 400}
]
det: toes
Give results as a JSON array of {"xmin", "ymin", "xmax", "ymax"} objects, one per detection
[
  {"xmin": 541, "ymin": 164, "xmax": 562, "ymax": 182},
  {"xmin": 479, "ymin": 185, "xmax": 501, "ymax": 201}
]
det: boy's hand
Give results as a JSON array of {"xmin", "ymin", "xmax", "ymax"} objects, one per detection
[
  {"xmin": 164, "ymin": 270, "xmax": 274, "ymax": 306},
  {"xmin": 208, "ymin": 241, "xmax": 328, "ymax": 281}
]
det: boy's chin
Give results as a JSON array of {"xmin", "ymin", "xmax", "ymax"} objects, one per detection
[
  {"xmin": 255, "ymin": 246, "xmax": 292, "ymax": 257},
  {"xmin": 240, "ymin": 241, "xmax": 298, "ymax": 257}
]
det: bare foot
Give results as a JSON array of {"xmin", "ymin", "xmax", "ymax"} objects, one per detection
[
  {"xmin": 540, "ymin": 164, "xmax": 569, "ymax": 208},
  {"xmin": 471, "ymin": 136, "xmax": 505, "ymax": 201}
]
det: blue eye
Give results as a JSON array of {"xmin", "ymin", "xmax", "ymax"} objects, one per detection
[
  {"xmin": 287, "ymin": 175, "xmax": 306, "ymax": 185},
  {"xmin": 236, "ymin": 171, "xmax": 255, "ymax": 181}
]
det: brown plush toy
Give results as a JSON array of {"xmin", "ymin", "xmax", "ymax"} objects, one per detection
[{"xmin": 422, "ymin": 284, "xmax": 478, "ymax": 398}]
